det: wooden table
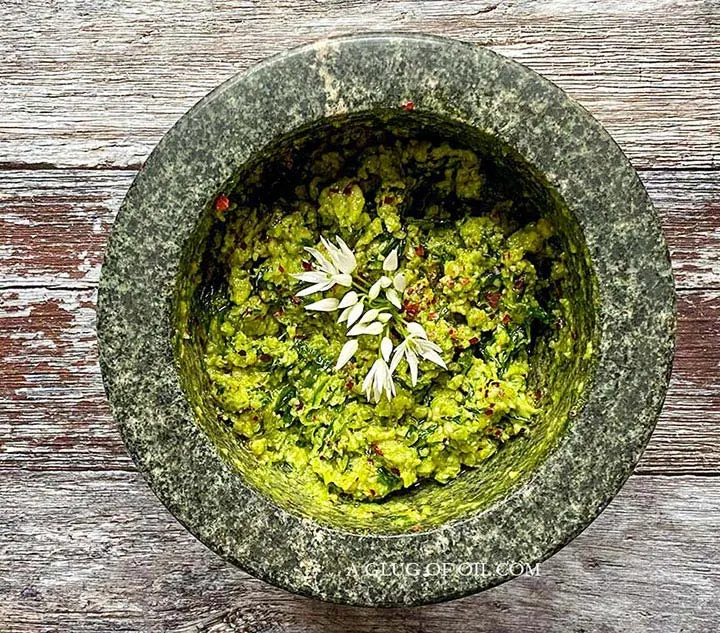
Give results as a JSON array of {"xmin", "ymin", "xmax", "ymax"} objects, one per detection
[{"xmin": 1, "ymin": 1, "xmax": 718, "ymax": 631}]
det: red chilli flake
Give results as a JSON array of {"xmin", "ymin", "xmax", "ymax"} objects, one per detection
[
  {"xmin": 278, "ymin": 264, "xmax": 285, "ymax": 273},
  {"xmin": 469, "ymin": 337, "xmax": 479, "ymax": 345},
  {"xmin": 259, "ymin": 353, "xmax": 272, "ymax": 362},
  {"xmin": 415, "ymin": 244, "xmax": 425, "ymax": 257},
  {"xmin": 371, "ymin": 443, "xmax": 384, "ymax": 456},
  {"xmin": 346, "ymin": 380, "xmax": 354, "ymax": 391},
  {"xmin": 403, "ymin": 301, "xmax": 420, "ymax": 319},
  {"xmin": 485, "ymin": 409, "xmax": 495, "ymax": 416},
  {"xmin": 301, "ymin": 260, "xmax": 312, "ymax": 271},
  {"xmin": 214, "ymin": 194, "xmax": 230, "ymax": 212},
  {"xmin": 369, "ymin": 489, "xmax": 377, "ymax": 496},
  {"xmin": 401, "ymin": 101, "xmax": 415, "ymax": 111},
  {"xmin": 486, "ymin": 291, "xmax": 502, "ymax": 309},
  {"xmin": 502, "ymin": 314, "xmax": 511, "ymax": 324}
]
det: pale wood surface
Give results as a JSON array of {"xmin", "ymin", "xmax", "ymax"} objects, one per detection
[
  {"xmin": 1, "ymin": 0, "xmax": 719, "ymax": 631},
  {"xmin": 2, "ymin": 472, "xmax": 719, "ymax": 633}
]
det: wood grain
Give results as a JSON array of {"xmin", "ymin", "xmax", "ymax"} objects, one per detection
[
  {"xmin": 1, "ymin": 470, "xmax": 718, "ymax": 633},
  {"xmin": 1, "ymin": 0, "xmax": 719, "ymax": 170},
  {"xmin": 2, "ymin": 0, "xmax": 720, "ymax": 630},
  {"xmin": 0, "ymin": 169, "xmax": 718, "ymax": 474},
  {"xmin": 1, "ymin": 169, "xmax": 718, "ymax": 289},
  {"xmin": 1, "ymin": 286, "xmax": 718, "ymax": 474},
  {"xmin": 1, "ymin": 167, "xmax": 716, "ymax": 474}
]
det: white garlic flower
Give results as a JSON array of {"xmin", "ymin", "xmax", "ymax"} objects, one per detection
[
  {"xmin": 362, "ymin": 336, "xmax": 396, "ymax": 403},
  {"xmin": 347, "ymin": 308, "xmax": 392, "ymax": 337},
  {"xmin": 368, "ymin": 248, "xmax": 406, "ymax": 309},
  {"xmin": 291, "ymin": 235, "xmax": 356, "ymax": 296},
  {"xmin": 290, "ymin": 234, "xmax": 446, "ymax": 403},
  {"xmin": 390, "ymin": 322, "xmax": 447, "ymax": 386}
]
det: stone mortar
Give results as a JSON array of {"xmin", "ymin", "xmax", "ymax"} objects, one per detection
[{"xmin": 98, "ymin": 34, "xmax": 676, "ymax": 606}]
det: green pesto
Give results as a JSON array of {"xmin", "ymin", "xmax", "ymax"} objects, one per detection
[
  {"xmin": 173, "ymin": 115, "xmax": 597, "ymax": 533},
  {"xmin": 201, "ymin": 139, "xmax": 570, "ymax": 503}
]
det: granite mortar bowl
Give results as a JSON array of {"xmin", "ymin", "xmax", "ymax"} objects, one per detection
[{"xmin": 98, "ymin": 34, "xmax": 676, "ymax": 606}]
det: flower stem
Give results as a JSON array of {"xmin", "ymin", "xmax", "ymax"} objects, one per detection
[{"xmin": 352, "ymin": 278, "xmax": 370, "ymax": 293}]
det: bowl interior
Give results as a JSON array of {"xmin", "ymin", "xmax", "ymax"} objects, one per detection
[{"xmin": 173, "ymin": 110, "xmax": 598, "ymax": 534}]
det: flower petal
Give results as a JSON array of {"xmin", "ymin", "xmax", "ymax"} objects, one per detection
[
  {"xmin": 406, "ymin": 321, "xmax": 429, "ymax": 339},
  {"xmin": 305, "ymin": 247, "xmax": 336, "ymax": 275},
  {"xmin": 335, "ymin": 339, "xmax": 359, "ymax": 370},
  {"xmin": 419, "ymin": 348, "xmax": 447, "ymax": 369},
  {"xmin": 368, "ymin": 279, "xmax": 383, "ymax": 300},
  {"xmin": 305, "ymin": 297, "xmax": 340, "ymax": 312},
  {"xmin": 371, "ymin": 358, "xmax": 395, "ymax": 401},
  {"xmin": 373, "ymin": 360, "xmax": 386, "ymax": 402},
  {"xmin": 380, "ymin": 336, "xmax": 393, "ymax": 362},
  {"xmin": 291, "ymin": 271, "xmax": 327, "ymax": 284},
  {"xmin": 379, "ymin": 275, "xmax": 392, "ymax": 289},
  {"xmin": 377, "ymin": 312, "xmax": 392, "ymax": 323},
  {"xmin": 320, "ymin": 235, "xmax": 340, "ymax": 261},
  {"xmin": 406, "ymin": 349, "xmax": 419, "ymax": 386},
  {"xmin": 333, "ymin": 235, "xmax": 357, "ymax": 274},
  {"xmin": 372, "ymin": 382, "xmax": 381, "ymax": 403},
  {"xmin": 338, "ymin": 290, "xmax": 359, "ymax": 309},
  {"xmin": 358, "ymin": 308, "xmax": 380, "ymax": 325},
  {"xmin": 417, "ymin": 338, "xmax": 443, "ymax": 355},
  {"xmin": 387, "ymin": 372, "xmax": 396, "ymax": 399},
  {"xmin": 383, "ymin": 248, "xmax": 399, "ymax": 272},
  {"xmin": 296, "ymin": 280, "xmax": 335, "ymax": 297},
  {"xmin": 321, "ymin": 237, "xmax": 347, "ymax": 275},
  {"xmin": 332, "ymin": 273, "xmax": 353, "ymax": 287},
  {"xmin": 365, "ymin": 359, "xmax": 383, "ymax": 402},
  {"xmin": 393, "ymin": 273, "xmax": 407, "ymax": 292},
  {"xmin": 385, "ymin": 288, "xmax": 402, "ymax": 309},
  {"xmin": 362, "ymin": 366, "xmax": 375, "ymax": 400},
  {"xmin": 337, "ymin": 305, "xmax": 353, "ymax": 324},
  {"xmin": 364, "ymin": 322, "xmax": 384, "ymax": 336},
  {"xmin": 389, "ymin": 343, "xmax": 405, "ymax": 373},
  {"xmin": 346, "ymin": 301, "xmax": 365, "ymax": 327},
  {"xmin": 348, "ymin": 321, "xmax": 384, "ymax": 337}
]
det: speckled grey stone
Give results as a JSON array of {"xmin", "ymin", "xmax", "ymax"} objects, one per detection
[{"xmin": 98, "ymin": 34, "xmax": 676, "ymax": 606}]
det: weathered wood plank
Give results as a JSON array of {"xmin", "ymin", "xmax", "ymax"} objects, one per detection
[
  {"xmin": 0, "ymin": 470, "xmax": 717, "ymax": 632},
  {"xmin": 1, "ymin": 169, "xmax": 718, "ymax": 289},
  {"xmin": 0, "ymin": 171, "xmax": 133, "ymax": 290},
  {"xmin": 1, "ymin": 1, "xmax": 718, "ymax": 630},
  {"xmin": 1, "ymin": 287, "xmax": 717, "ymax": 473},
  {"xmin": 1, "ymin": 0, "xmax": 718, "ymax": 170}
]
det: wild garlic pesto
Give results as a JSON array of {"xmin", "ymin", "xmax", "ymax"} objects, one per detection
[{"xmin": 204, "ymin": 140, "xmax": 566, "ymax": 502}]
